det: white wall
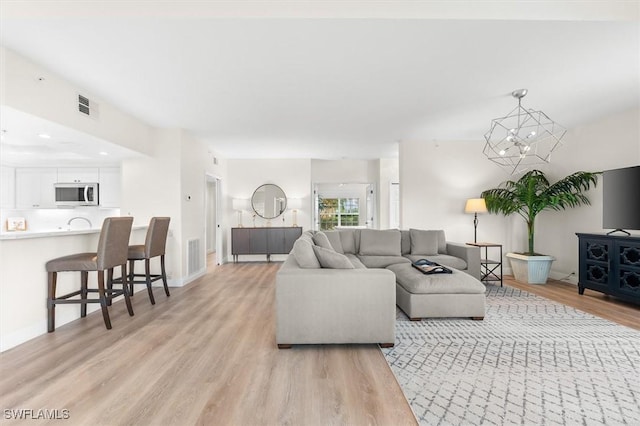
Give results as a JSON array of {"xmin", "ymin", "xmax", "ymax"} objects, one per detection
[
  {"xmin": 311, "ymin": 159, "xmax": 379, "ymax": 183},
  {"xmin": 400, "ymin": 138, "xmax": 508, "ymax": 243},
  {"xmin": 534, "ymin": 107, "xmax": 640, "ymax": 279},
  {"xmin": 378, "ymin": 158, "xmax": 399, "ymax": 229},
  {"xmin": 0, "ymin": 47, "xmax": 153, "ymax": 156},
  {"xmin": 180, "ymin": 130, "xmax": 218, "ymax": 278},
  {"xmin": 226, "ymin": 159, "xmax": 312, "ymax": 261},
  {"xmin": 400, "ymin": 107, "xmax": 640, "ymax": 282},
  {"xmin": 121, "ymin": 128, "xmax": 182, "ymax": 282}
]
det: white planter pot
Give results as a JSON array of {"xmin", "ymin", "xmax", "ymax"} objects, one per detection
[{"xmin": 506, "ymin": 253, "xmax": 555, "ymax": 284}]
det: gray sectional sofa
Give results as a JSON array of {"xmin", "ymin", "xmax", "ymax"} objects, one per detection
[{"xmin": 275, "ymin": 228, "xmax": 484, "ymax": 348}]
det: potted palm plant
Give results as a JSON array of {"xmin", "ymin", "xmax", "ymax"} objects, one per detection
[{"xmin": 481, "ymin": 169, "xmax": 599, "ymax": 284}]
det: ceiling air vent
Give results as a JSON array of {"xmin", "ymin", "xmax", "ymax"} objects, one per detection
[{"xmin": 77, "ymin": 94, "xmax": 99, "ymax": 119}]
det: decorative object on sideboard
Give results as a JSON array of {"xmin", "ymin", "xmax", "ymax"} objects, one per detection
[
  {"xmin": 251, "ymin": 184, "xmax": 287, "ymax": 219},
  {"xmin": 481, "ymin": 169, "xmax": 600, "ymax": 284},
  {"xmin": 288, "ymin": 198, "xmax": 302, "ymax": 227},
  {"xmin": 6, "ymin": 217, "xmax": 26, "ymax": 231},
  {"xmin": 232, "ymin": 198, "xmax": 249, "ymax": 227},
  {"xmin": 464, "ymin": 198, "xmax": 487, "ymax": 243},
  {"xmin": 483, "ymin": 89, "xmax": 567, "ymax": 175}
]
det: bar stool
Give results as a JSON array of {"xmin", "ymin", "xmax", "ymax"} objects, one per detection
[
  {"xmin": 126, "ymin": 217, "xmax": 171, "ymax": 305},
  {"xmin": 46, "ymin": 217, "xmax": 134, "ymax": 332}
]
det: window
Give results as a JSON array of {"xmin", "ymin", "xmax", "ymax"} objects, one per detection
[{"xmin": 319, "ymin": 197, "xmax": 359, "ymax": 230}]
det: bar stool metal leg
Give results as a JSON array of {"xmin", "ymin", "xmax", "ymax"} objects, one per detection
[
  {"xmin": 160, "ymin": 255, "xmax": 170, "ymax": 297},
  {"xmin": 128, "ymin": 259, "xmax": 135, "ymax": 296},
  {"xmin": 47, "ymin": 271, "xmax": 57, "ymax": 333},
  {"xmin": 97, "ymin": 270, "xmax": 112, "ymax": 329},
  {"xmin": 144, "ymin": 259, "xmax": 156, "ymax": 305},
  {"xmin": 81, "ymin": 271, "xmax": 88, "ymax": 317},
  {"xmin": 121, "ymin": 264, "xmax": 134, "ymax": 316}
]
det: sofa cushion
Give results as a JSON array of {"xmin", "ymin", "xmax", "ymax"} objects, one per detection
[
  {"xmin": 291, "ymin": 239, "xmax": 321, "ymax": 269},
  {"xmin": 338, "ymin": 229, "xmax": 357, "ymax": 254},
  {"xmin": 410, "ymin": 229, "xmax": 439, "ymax": 255},
  {"xmin": 357, "ymin": 255, "xmax": 410, "ymax": 269},
  {"xmin": 323, "ymin": 231, "xmax": 345, "ymax": 254},
  {"xmin": 313, "ymin": 245, "xmax": 355, "ymax": 269},
  {"xmin": 359, "ymin": 229, "xmax": 401, "ymax": 256},
  {"xmin": 434, "ymin": 230, "xmax": 447, "ymax": 254},
  {"xmin": 400, "ymin": 230, "xmax": 411, "ymax": 255},
  {"xmin": 388, "ymin": 263, "xmax": 484, "ymax": 294},
  {"xmin": 313, "ymin": 232, "xmax": 335, "ymax": 251},
  {"xmin": 404, "ymin": 254, "xmax": 468, "ymax": 271}
]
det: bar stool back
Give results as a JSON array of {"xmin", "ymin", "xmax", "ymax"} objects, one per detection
[
  {"xmin": 127, "ymin": 217, "xmax": 171, "ymax": 304},
  {"xmin": 46, "ymin": 216, "xmax": 134, "ymax": 332}
]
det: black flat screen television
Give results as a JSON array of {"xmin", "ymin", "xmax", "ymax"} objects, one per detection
[{"xmin": 602, "ymin": 165, "xmax": 640, "ymax": 234}]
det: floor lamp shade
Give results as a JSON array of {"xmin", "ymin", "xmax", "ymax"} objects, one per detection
[{"xmin": 465, "ymin": 198, "xmax": 487, "ymax": 243}]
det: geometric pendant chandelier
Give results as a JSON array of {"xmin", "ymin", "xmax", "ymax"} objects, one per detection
[{"xmin": 483, "ymin": 89, "xmax": 566, "ymax": 175}]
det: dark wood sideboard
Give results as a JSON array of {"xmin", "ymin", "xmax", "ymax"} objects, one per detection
[
  {"xmin": 576, "ymin": 233, "xmax": 640, "ymax": 305},
  {"xmin": 232, "ymin": 227, "xmax": 302, "ymax": 263}
]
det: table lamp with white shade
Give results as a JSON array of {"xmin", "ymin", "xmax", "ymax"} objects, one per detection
[
  {"xmin": 288, "ymin": 198, "xmax": 302, "ymax": 227},
  {"xmin": 464, "ymin": 198, "xmax": 487, "ymax": 243},
  {"xmin": 232, "ymin": 198, "xmax": 249, "ymax": 227}
]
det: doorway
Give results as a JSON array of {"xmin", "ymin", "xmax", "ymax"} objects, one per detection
[{"xmin": 206, "ymin": 176, "xmax": 222, "ymax": 265}]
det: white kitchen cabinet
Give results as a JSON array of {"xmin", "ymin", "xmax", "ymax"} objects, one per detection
[
  {"xmin": 15, "ymin": 168, "xmax": 58, "ymax": 209},
  {"xmin": 99, "ymin": 167, "xmax": 121, "ymax": 208},
  {"xmin": 1, "ymin": 166, "xmax": 16, "ymax": 209},
  {"xmin": 57, "ymin": 167, "xmax": 99, "ymax": 183}
]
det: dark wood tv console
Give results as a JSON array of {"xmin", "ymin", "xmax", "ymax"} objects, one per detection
[
  {"xmin": 232, "ymin": 227, "xmax": 302, "ymax": 263},
  {"xmin": 576, "ymin": 233, "xmax": 640, "ymax": 305}
]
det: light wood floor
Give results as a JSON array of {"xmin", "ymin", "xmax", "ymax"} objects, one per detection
[
  {"xmin": 2, "ymin": 264, "xmax": 638, "ymax": 426},
  {"xmin": 0, "ymin": 259, "xmax": 415, "ymax": 426}
]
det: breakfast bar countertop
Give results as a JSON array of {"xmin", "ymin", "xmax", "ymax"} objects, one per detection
[{"xmin": 0, "ymin": 225, "xmax": 148, "ymax": 240}]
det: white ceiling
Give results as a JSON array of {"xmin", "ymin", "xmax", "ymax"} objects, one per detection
[{"xmin": 1, "ymin": 1, "xmax": 638, "ymax": 162}]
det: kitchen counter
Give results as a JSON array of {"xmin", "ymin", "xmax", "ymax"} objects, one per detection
[
  {"xmin": 0, "ymin": 225, "xmax": 148, "ymax": 240},
  {"xmin": 0, "ymin": 225, "xmax": 149, "ymax": 351}
]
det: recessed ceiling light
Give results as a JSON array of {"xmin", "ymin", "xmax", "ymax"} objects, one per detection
[
  {"xmin": 38, "ymin": 133, "xmax": 51, "ymax": 139},
  {"xmin": 99, "ymin": 151, "xmax": 109, "ymax": 156}
]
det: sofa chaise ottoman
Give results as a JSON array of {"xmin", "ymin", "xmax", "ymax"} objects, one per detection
[{"xmin": 387, "ymin": 263, "xmax": 486, "ymax": 321}]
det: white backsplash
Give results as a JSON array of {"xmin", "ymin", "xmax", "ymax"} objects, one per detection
[{"xmin": 0, "ymin": 207, "xmax": 121, "ymax": 233}]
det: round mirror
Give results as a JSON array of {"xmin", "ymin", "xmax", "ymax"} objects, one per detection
[{"xmin": 251, "ymin": 184, "xmax": 287, "ymax": 219}]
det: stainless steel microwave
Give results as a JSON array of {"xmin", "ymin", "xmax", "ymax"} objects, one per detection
[{"xmin": 54, "ymin": 183, "xmax": 99, "ymax": 206}]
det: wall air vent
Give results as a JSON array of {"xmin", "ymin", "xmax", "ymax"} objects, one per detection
[
  {"xmin": 77, "ymin": 94, "xmax": 99, "ymax": 119},
  {"xmin": 187, "ymin": 238, "xmax": 202, "ymax": 276}
]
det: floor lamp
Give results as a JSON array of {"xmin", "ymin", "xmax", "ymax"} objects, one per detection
[{"xmin": 465, "ymin": 198, "xmax": 487, "ymax": 243}]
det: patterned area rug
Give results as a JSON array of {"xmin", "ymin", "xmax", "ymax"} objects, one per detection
[{"xmin": 381, "ymin": 283, "xmax": 640, "ymax": 426}]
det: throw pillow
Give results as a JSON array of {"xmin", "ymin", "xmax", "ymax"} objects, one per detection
[
  {"xmin": 312, "ymin": 232, "xmax": 335, "ymax": 251},
  {"xmin": 410, "ymin": 229, "xmax": 439, "ymax": 255},
  {"xmin": 291, "ymin": 239, "xmax": 321, "ymax": 268},
  {"xmin": 312, "ymin": 245, "xmax": 355, "ymax": 269},
  {"xmin": 359, "ymin": 229, "xmax": 401, "ymax": 256}
]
